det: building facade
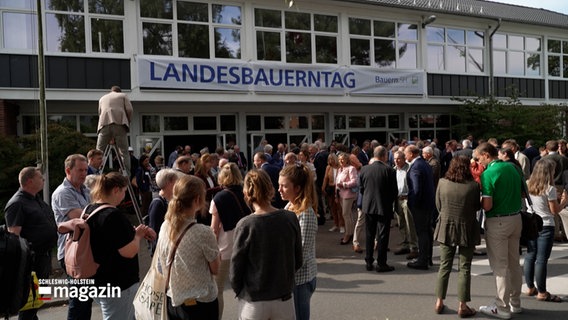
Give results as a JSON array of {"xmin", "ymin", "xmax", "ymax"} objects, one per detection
[{"xmin": 1, "ymin": 0, "xmax": 567, "ymax": 159}]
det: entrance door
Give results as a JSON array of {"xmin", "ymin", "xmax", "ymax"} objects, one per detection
[{"xmin": 136, "ymin": 136, "xmax": 164, "ymax": 165}]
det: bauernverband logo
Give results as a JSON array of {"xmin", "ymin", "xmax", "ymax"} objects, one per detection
[{"xmin": 38, "ymin": 278, "xmax": 121, "ymax": 302}]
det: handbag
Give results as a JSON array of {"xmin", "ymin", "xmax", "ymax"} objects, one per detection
[
  {"xmin": 133, "ymin": 222, "xmax": 196, "ymax": 320},
  {"xmin": 19, "ymin": 272, "xmax": 43, "ymax": 311},
  {"xmin": 520, "ymin": 185, "xmax": 544, "ymax": 245}
]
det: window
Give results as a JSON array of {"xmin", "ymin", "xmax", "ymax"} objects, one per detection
[
  {"xmin": 492, "ymin": 33, "xmax": 541, "ymax": 76},
  {"xmin": 547, "ymin": 39, "xmax": 568, "ymax": 78},
  {"xmin": 23, "ymin": 114, "xmax": 98, "ymax": 135},
  {"xmin": 194, "ymin": 116, "xmax": 217, "ymax": 130},
  {"xmin": 164, "ymin": 116, "xmax": 188, "ymax": 131},
  {"xmin": 426, "ymin": 26, "xmax": 485, "ymax": 73},
  {"xmin": 141, "ymin": 0, "xmax": 242, "ymax": 58},
  {"xmin": 42, "ymin": 0, "xmax": 125, "ymax": 53},
  {"xmin": 2, "ymin": 11, "xmax": 37, "ymax": 50},
  {"xmin": 255, "ymin": 8, "xmax": 338, "ymax": 64},
  {"xmin": 407, "ymin": 114, "xmax": 451, "ymax": 141},
  {"xmin": 142, "ymin": 115, "xmax": 160, "ymax": 133},
  {"xmin": 349, "ymin": 18, "xmax": 418, "ymax": 69},
  {"xmin": 335, "ymin": 114, "xmax": 402, "ymax": 130}
]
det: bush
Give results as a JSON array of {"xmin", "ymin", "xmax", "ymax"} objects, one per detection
[{"xmin": 0, "ymin": 124, "xmax": 96, "ymax": 222}]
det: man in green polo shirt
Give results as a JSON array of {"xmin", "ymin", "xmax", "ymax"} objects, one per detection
[{"xmin": 474, "ymin": 142, "xmax": 523, "ymax": 320}]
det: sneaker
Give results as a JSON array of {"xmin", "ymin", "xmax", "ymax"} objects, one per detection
[
  {"xmin": 510, "ymin": 305, "xmax": 522, "ymax": 314},
  {"xmin": 339, "ymin": 227, "xmax": 345, "ymax": 233},
  {"xmin": 479, "ymin": 303, "xmax": 511, "ymax": 319},
  {"xmin": 329, "ymin": 226, "xmax": 338, "ymax": 232}
]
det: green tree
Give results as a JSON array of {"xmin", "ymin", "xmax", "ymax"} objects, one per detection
[
  {"xmin": 18, "ymin": 124, "xmax": 95, "ymax": 194},
  {"xmin": 0, "ymin": 124, "xmax": 96, "ymax": 222},
  {"xmin": 452, "ymin": 91, "xmax": 566, "ymax": 146},
  {"xmin": 0, "ymin": 135, "xmax": 26, "ymax": 222}
]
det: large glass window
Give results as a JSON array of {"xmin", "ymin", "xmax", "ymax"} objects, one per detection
[
  {"xmin": 141, "ymin": 1, "xmax": 241, "ymax": 58},
  {"xmin": 547, "ymin": 39, "xmax": 568, "ymax": 78},
  {"xmin": 408, "ymin": 114, "xmax": 451, "ymax": 141},
  {"xmin": 349, "ymin": 18, "xmax": 418, "ymax": 68},
  {"xmin": 255, "ymin": 8, "xmax": 338, "ymax": 64},
  {"xmin": 23, "ymin": 114, "xmax": 98, "ymax": 136},
  {"xmin": 426, "ymin": 26, "xmax": 485, "ymax": 73},
  {"xmin": 492, "ymin": 33, "xmax": 541, "ymax": 76},
  {"xmin": 2, "ymin": 12, "xmax": 37, "ymax": 50},
  {"xmin": 41, "ymin": 0, "xmax": 124, "ymax": 53}
]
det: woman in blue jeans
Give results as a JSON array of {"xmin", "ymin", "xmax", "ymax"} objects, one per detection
[
  {"xmin": 525, "ymin": 158, "xmax": 567, "ymax": 302},
  {"xmin": 279, "ymin": 163, "xmax": 318, "ymax": 320}
]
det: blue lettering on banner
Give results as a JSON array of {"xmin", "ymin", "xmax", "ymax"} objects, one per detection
[{"xmin": 149, "ymin": 61, "xmax": 356, "ymax": 89}]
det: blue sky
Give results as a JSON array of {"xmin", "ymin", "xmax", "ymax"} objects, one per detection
[{"xmin": 491, "ymin": 0, "xmax": 568, "ymax": 15}]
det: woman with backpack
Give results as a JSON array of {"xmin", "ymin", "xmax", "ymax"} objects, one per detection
[{"xmin": 86, "ymin": 172, "xmax": 156, "ymax": 319}]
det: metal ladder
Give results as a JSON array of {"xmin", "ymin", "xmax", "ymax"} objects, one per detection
[{"xmin": 100, "ymin": 143, "xmax": 144, "ymax": 225}]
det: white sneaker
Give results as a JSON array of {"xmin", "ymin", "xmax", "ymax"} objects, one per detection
[
  {"xmin": 479, "ymin": 303, "xmax": 511, "ymax": 319},
  {"xmin": 329, "ymin": 226, "xmax": 338, "ymax": 232},
  {"xmin": 510, "ymin": 305, "xmax": 522, "ymax": 314},
  {"xmin": 339, "ymin": 227, "xmax": 345, "ymax": 233}
]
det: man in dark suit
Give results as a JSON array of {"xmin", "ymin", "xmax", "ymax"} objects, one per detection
[
  {"xmin": 357, "ymin": 141, "xmax": 371, "ymax": 166},
  {"xmin": 522, "ymin": 139, "xmax": 539, "ymax": 170},
  {"xmin": 359, "ymin": 146, "xmax": 398, "ymax": 272},
  {"xmin": 231, "ymin": 144, "xmax": 248, "ymax": 174},
  {"xmin": 253, "ymin": 151, "xmax": 286, "ymax": 208},
  {"xmin": 313, "ymin": 143, "xmax": 330, "ymax": 225},
  {"xmin": 404, "ymin": 145, "xmax": 436, "ymax": 270}
]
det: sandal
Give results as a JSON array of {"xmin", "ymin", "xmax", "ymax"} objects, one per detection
[
  {"xmin": 526, "ymin": 287, "xmax": 538, "ymax": 296},
  {"xmin": 434, "ymin": 303, "xmax": 445, "ymax": 314},
  {"xmin": 457, "ymin": 306, "xmax": 476, "ymax": 318},
  {"xmin": 536, "ymin": 292, "xmax": 563, "ymax": 302}
]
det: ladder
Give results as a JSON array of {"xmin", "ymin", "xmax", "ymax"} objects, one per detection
[{"xmin": 100, "ymin": 143, "xmax": 144, "ymax": 225}]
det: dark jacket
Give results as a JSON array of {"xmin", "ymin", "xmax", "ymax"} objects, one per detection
[
  {"xmin": 358, "ymin": 161, "xmax": 397, "ymax": 219},
  {"xmin": 230, "ymin": 209, "xmax": 302, "ymax": 301},
  {"xmin": 406, "ymin": 157, "xmax": 435, "ymax": 211}
]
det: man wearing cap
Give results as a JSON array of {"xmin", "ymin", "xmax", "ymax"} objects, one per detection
[{"xmin": 96, "ymin": 85, "xmax": 133, "ymax": 172}]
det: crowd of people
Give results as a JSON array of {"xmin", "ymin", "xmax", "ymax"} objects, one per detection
[{"xmin": 5, "ymin": 133, "xmax": 568, "ymax": 320}]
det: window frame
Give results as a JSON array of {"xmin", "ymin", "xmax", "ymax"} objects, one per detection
[
  {"xmin": 253, "ymin": 7, "xmax": 339, "ymax": 64},
  {"xmin": 425, "ymin": 25, "xmax": 485, "ymax": 74},
  {"xmin": 492, "ymin": 32, "xmax": 542, "ymax": 77},
  {"xmin": 348, "ymin": 16, "xmax": 419, "ymax": 69},
  {"xmin": 139, "ymin": 0, "xmax": 243, "ymax": 59}
]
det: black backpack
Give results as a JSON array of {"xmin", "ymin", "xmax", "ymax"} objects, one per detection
[{"xmin": 0, "ymin": 225, "xmax": 33, "ymax": 318}]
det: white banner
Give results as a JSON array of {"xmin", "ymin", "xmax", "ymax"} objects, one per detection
[{"xmin": 137, "ymin": 57, "xmax": 425, "ymax": 95}]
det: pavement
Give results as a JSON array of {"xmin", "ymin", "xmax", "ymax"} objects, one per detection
[{"xmin": 14, "ymin": 218, "xmax": 568, "ymax": 319}]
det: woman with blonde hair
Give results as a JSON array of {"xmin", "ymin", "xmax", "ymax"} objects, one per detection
[
  {"xmin": 524, "ymin": 158, "xmax": 567, "ymax": 302},
  {"xmin": 210, "ymin": 163, "xmax": 251, "ymax": 319},
  {"xmin": 323, "ymin": 153, "xmax": 344, "ymax": 233},
  {"xmin": 336, "ymin": 152, "xmax": 359, "ymax": 245},
  {"xmin": 194, "ymin": 153, "xmax": 223, "ymax": 224},
  {"xmin": 231, "ymin": 169, "xmax": 302, "ymax": 319},
  {"xmin": 279, "ymin": 164, "xmax": 318, "ymax": 320},
  {"xmin": 156, "ymin": 175, "xmax": 220, "ymax": 319},
  {"xmin": 87, "ymin": 172, "xmax": 156, "ymax": 320}
]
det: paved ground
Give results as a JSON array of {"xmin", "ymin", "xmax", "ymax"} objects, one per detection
[{"xmin": 16, "ymin": 218, "xmax": 568, "ymax": 319}]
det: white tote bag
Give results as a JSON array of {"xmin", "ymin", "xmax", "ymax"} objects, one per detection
[{"xmin": 133, "ymin": 253, "xmax": 168, "ymax": 320}]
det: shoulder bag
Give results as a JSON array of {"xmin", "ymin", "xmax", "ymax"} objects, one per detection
[
  {"xmin": 520, "ymin": 184, "xmax": 544, "ymax": 245},
  {"xmin": 133, "ymin": 222, "xmax": 196, "ymax": 320}
]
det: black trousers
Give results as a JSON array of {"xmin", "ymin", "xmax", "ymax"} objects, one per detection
[
  {"xmin": 365, "ymin": 213, "xmax": 392, "ymax": 266},
  {"xmin": 167, "ymin": 296, "xmax": 219, "ymax": 320}
]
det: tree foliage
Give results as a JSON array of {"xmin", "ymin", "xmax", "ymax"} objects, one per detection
[
  {"xmin": 0, "ymin": 124, "xmax": 95, "ymax": 222},
  {"xmin": 452, "ymin": 90, "xmax": 567, "ymax": 147}
]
